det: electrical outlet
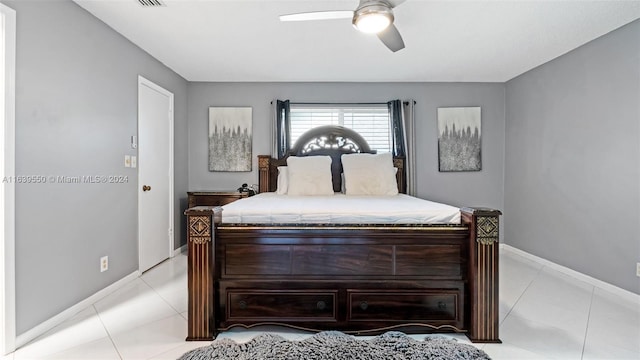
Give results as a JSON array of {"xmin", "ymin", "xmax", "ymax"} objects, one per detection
[
  {"xmin": 124, "ymin": 155, "xmax": 131, "ymax": 168},
  {"xmin": 131, "ymin": 156, "xmax": 137, "ymax": 168},
  {"xmin": 100, "ymin": 256, "xmax": 109, "ymax": 272},
  {"xmin": 637, "ymin": 262, "xmax": 640, "ymax": 277}
]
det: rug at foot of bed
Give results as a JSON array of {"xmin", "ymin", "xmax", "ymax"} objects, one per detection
[{"xmin": 178, "ymin": 331, "xmax": 491, "ymax": 360}]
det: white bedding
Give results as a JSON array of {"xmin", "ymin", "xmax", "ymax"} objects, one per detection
[{"xmin": 221, "ymin": 192, "xmax": 461, "ymax": 224}]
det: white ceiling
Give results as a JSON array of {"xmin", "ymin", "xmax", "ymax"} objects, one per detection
[{"xmin": 73, "ymin": 0, "xmax": 640, "ymax": 82}]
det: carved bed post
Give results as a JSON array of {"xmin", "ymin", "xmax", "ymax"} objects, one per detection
[
  {"xmin": 392, "ymin": 157, "xmax": 406, "ymax": 194},
  {"xmin": 258, "ymin": 155, "xmax": 272, "ymax": 193},
  {"xmin": 185, "ymin": 206, "xmax": 222, "ymax": 341},
  {"xmin": 461, "ymin": 207, "xmax": 502, "ymax": 343}
]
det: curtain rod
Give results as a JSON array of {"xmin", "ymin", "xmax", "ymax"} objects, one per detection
[
  {"xmin": 269, "ymin": 100, "xmax": 417, "ymax": 105},
  {"xmin": 269, "ymin": 101, "xmax": 386, "ymax": 105}
]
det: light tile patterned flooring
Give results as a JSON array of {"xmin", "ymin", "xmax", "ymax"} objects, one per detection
[{"xmin": 4, "ymin": 249, "xmax": 639, "ymax": 359}]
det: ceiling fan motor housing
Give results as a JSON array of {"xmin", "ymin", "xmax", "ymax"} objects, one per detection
[{"xmin": 352, "ymin": 1, "xmax": 395, "ymax": 33}]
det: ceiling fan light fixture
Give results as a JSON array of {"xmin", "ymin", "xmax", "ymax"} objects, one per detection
[{"xmin": 352, "ymin": 4, "xmax": 393, "ymax": 34}]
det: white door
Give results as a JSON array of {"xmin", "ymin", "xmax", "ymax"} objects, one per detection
[
  {"xmin": 138, "ymin": 76, "xmax": 174, "ymax": 273},
  {"xmin": 1, "ymin": 3, "xmax": 16, "ymax": 355}
]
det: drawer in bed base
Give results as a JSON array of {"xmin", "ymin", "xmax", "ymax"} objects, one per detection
[
  {"xmin": 347, "ymin": 289, "xmax": 462, "ymax": 323},
  {"xmin": 225, "ymin": 290, "xmax": 337, "ymax": 322},
  {"xmin": 217, "ymin": 281, "xmax": 465, "ymax": 330}
]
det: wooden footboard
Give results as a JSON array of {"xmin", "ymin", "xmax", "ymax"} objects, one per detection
[
  {"xmin": 461, "ymin": 207, "xmax": 502, "ymax": 343},
  {"xmin": 184, "ymin": 206, "xmax": 501, "ymax": 343},
  {"xmin": 185, "ymin": 206, "xmax": 220, "ymax": 341}
]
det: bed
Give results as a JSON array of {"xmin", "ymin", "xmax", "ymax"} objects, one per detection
[{"xmin": 185, "ymin": 125, "xmax": 501, "ymax": 343}]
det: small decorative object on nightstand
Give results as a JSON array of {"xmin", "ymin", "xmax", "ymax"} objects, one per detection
[
  {"xmin": 187, "ymin": 191, "xmax": 248, "ymax": 209},
  {"xmin": 237, "ymin": 183, "xmax": 256, "ymax": 197}
]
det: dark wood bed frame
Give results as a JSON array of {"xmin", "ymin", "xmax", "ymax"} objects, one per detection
[{"xmin": 184, "ymin": 126, "xmax": 501, "ymax": 343}]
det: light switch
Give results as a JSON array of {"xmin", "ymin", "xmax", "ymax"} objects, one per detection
[
  {"xmin": 131, "ymin": 156, "xmax": 137, "ymax": 168},
  {"xmin": 124, "ymin": 155, "xmax": 131, "ymax": 168}
]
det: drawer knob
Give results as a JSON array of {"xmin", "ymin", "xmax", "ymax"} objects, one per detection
[
  {"xmin": 438, "ymin": 301, "xmax": 447, "ymax": 309},
  {"xmin": 316, "ymin": 301, "xmax": 326, "ymax": 310},
  {"xmin": 238, "ymin": 300, "xmax": 247, "ymax": 310},
  {"xmin": 360, "ymin": 301, "xmax": 369, "ymax": 310}
]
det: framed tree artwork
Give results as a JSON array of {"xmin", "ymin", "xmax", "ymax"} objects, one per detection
[
  {"xmin": 208, "ymin": 107, "xmax": 252, "ymax": 172},
  {"xmin": 437, "ymin": 107, "xmax": 481, "ymax": 172}
]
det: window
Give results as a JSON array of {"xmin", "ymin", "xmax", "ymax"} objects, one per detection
[{"xmin": 289, "ymin": 104, "xmax": 391, "ymax": 153}]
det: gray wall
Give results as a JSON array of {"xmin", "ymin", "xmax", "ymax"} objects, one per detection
[
  {"xmin": 187, "ymin": 82, "xmax": 505, "ymax": 211},
  {"xmin": 3, "ymin": 0, "xmax": 189, "ymax": 334},
  {"xmin": 505, "ymin": 20, "xmax": 640, "ymax": 294}
]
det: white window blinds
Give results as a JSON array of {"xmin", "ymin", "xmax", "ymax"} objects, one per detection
[{"xmin": 289, "ymin": 104, "xmax": 391, "ymax": 153}]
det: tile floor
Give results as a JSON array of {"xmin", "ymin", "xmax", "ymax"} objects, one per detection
[{"xmin": 4, "ymin": 249, "xmax": 639, "ymax": 360}]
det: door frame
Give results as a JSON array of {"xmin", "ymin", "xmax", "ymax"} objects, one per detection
[
  {"xmin": 1, "ymin": 3, "xmax": 16, "ymax": 355},
  {"xmin": 137, "ymin": 76, "xmax": 175, "ymax": 273}
]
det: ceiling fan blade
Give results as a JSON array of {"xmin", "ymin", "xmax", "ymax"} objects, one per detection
[
  {"xmin": 386, "ymin": 0, "xmax": 406, "ymax": 8},
  {"xmin": 377, "ymin": 24, "xmax": 405, "ymax": 52},
  {"xmin": 279, "ymin": 10, "xmax": 354, "ymax": 22}
]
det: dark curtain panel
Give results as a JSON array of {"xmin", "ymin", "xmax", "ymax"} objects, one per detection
[
  {"xmin": 388, "ymin": 99, "xmax": 405, "ymax": 157},
  {"xmin": 276, "ymin": 100, "xmax": 291, "ymax": 158}
]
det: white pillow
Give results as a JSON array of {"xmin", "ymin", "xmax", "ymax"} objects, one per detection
[
  {"xmin": 340, "ymin": 167, "xmax": 398, "ymax": 193},
  {"xmin": 286, "ymin": 156, "xmax": 334, "ymax": 196},
  {"xmin": 276, "ymin": 166, "xmax": 288, "ymax": 194},
  {"xmin": 341, "ymin": 153, "xmax": 399, "ymax": 196}
]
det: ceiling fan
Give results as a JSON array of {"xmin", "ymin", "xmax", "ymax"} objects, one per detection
[{"xmin": 279, "ymin": 0, "xmax": 407, "ymax": 52}]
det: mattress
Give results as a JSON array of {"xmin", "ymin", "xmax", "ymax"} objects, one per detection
[{"xmin": 221, "ymin": 192, "xmax": 461, "ymax": 224}]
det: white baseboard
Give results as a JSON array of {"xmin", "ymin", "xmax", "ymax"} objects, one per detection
[
  {"xmin": 18, "ymin": 248, "xmax": 185, "ymax": 348},
  {"xmin": 500, "ymin": 244, "xmax": 640, "ymax": 303},
  {"xmin": 15, "ymin": 271, "xmax": 139, "ymax": 349},
  {"xmin": 172, "ymin": 244, "xmax": 186, "ymax": 257}
]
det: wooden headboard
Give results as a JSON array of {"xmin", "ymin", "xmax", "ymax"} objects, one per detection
[{"xmin": 259, "ymin": 125, "xmax": 406, "ymax": 193}]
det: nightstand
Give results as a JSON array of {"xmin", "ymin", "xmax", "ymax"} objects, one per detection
[{"xmin": 187, "ymin": 191, "xmax": 248, "ymax": 208}]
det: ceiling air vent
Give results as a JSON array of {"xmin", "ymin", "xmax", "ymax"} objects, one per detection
[{"xmin": 137, "ymin": 0, "xmax": 166, "ymax": 7}]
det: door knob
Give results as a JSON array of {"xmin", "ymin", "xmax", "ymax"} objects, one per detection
[{"xmin": 142, "ymin": 185, "xmax": 151, "ymax": 192}]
